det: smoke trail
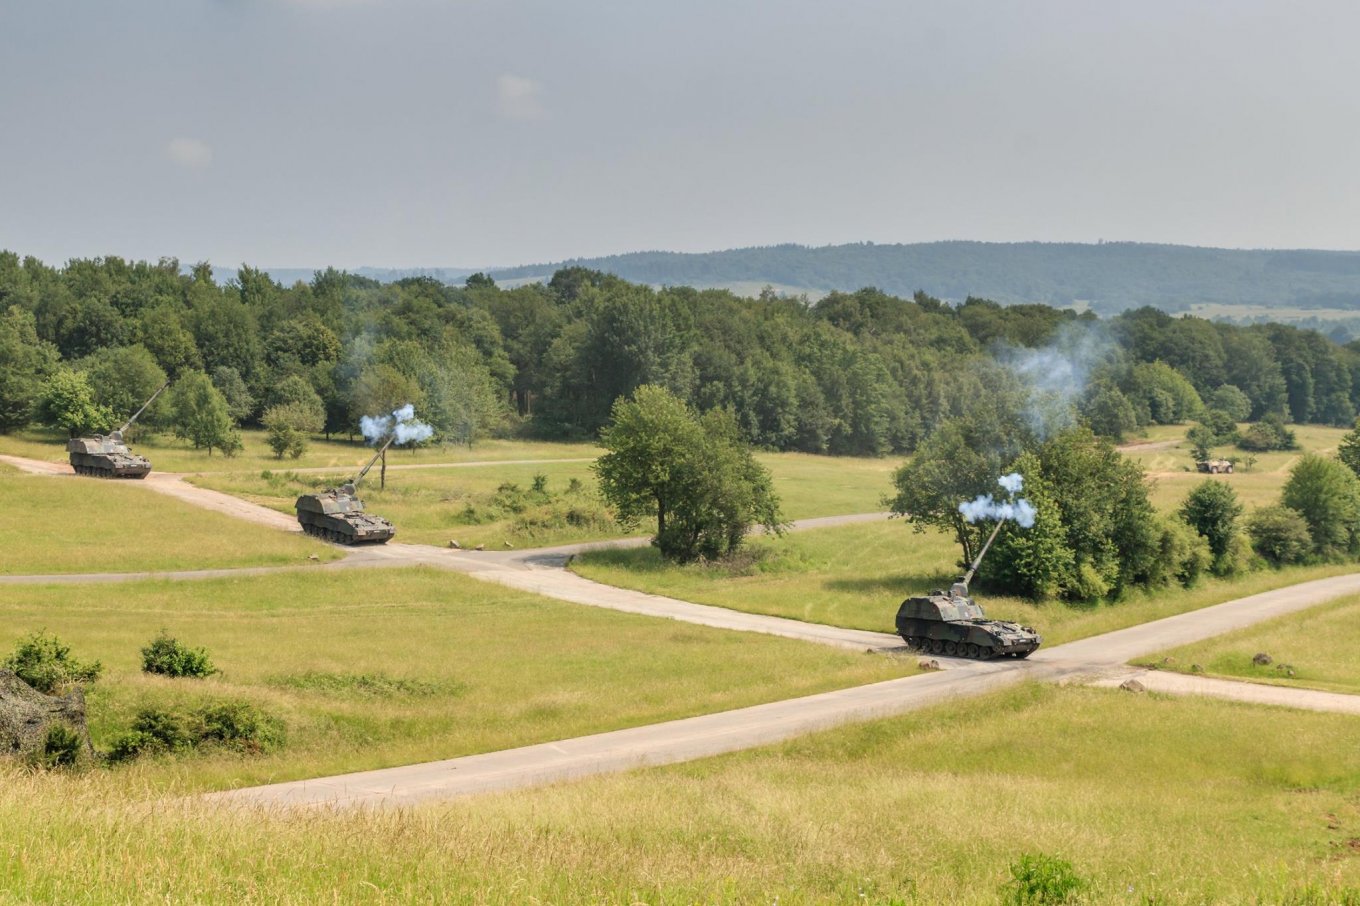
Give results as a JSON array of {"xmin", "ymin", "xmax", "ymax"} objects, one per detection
[
  {"xmin": 959, "ymin": 472, "xmax": 1037, "ymax": 528},
  {"xmin": 360, "ymin": 403, "xmax": 435, "ymax": 445},
  {"xmin": 994, "ymin": 321, "xmax": 1117, "ymax": 442}
]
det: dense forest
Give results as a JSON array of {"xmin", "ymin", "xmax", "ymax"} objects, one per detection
[
  {"xmin": 3, "ymin": 250, "xmax": 1360, "ymax": 458},
  {"xmin": 489, "ymin": 241, "xmax": 1360, "ymax": 314}
]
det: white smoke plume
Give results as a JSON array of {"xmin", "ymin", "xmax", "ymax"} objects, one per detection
[
  {"xmin": 995, "ymin": 322, "xmax": 1116, "ymax": 441},
  {"xmin": 959, "ymin": 472, "xmax": 1037, "ymax": 528},
  {"xmin": 360, "ymin": 403, "xmax": 435, "ymax": 445}
]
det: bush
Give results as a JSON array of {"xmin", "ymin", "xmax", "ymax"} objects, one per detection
[
  {"xmin": 108, "ymin": 701, "xmax": 283, "ymax": 762},
  {"xmin": 1247, "ymin": 505, "xmax": 1314, "ymax": 566},
  {"xmin": 37, "ymin": 724, "xmax": 86, "ymax": 769},
  {"xmin": 1238, "ymin": 413, "xmax": 1297, "ymax": 452},
  {"xmin": 191, "ymin": 701, "xmax": 285, "ymax": 753},
  {"xmin": 141, "ymin": 631, "xmax": 217, "ymax": 678},
  {"xmin": 1282, "ymin": 454, "xmax": 1360, "ymax": 559},
  {"xmin": 2, "ymin": 630, "xmax": 101, "ymax": 694},
  {"xmin": 107, "ymin": 707, "xmax": 193, "ymax": 762},
  {"xmin": 1002, "ymin": 852, "xmax": 1086, "ymax": 905},
  {"xmin": 1180, "ymin": 479, "xmax": 1245, "ymax": 576},
  {"xmin": 262, "ymin": 400, "xmax": 323, "ymax": 459}
]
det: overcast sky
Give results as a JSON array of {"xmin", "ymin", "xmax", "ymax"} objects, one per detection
[{"xmin": 2, "ymin": 0, "xmax": 1358, "ymax": 269}]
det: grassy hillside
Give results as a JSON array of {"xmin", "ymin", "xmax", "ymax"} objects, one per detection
[{"xmin": 489, "ymin": 240, "xmax": 1360, "ymax": 314}]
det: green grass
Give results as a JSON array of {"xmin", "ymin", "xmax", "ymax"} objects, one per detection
[
  {"xmin": 188, "ymin": 451, "xmax": 900, "ymax": 549},
  {"xmin": 1122, "ymin": 423, "xmax": 1348, "ymax": 512},
  {"xmin": 0, "ymin": 567, "xmax": 912, "ymax": 791},
  {"xmin": 573, "ymin": 520, "xmax": 1360, "ymax": 645},
  {"xmin": 0, "ymin": 467, "xmax": 337, "ymax": 574},
  {"xmin": 3, "ymin": 684, "xmax": 1358, "ymax": 903},
  {"xmin": 0, "ymin": 425, "xmax": 600, "ymax": 473},
  {"xmin": 1139, "ymin": 593, "xmax": 1360, "ymax": 695}
]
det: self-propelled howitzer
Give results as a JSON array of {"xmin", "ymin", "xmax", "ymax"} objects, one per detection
[
  {"xmin": 894, "ymin": 516, "xmax": 1042, "ymax": 659},
  {"xmin": 293, "ymin": 436, "xmax": 397, "ymax": 544},
  {"xmin": 67, "ymin": 381, "xmax": 169, "ymax": 479}
]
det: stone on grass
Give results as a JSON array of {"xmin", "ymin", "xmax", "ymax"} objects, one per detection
[
  {"xmin": 917, "ymin": 657, "xmax": 941, "ymax": 671},
  {"xmin": 1119, "ymin": 677, "xmax": 1147, "ymax": 693},
  {"xmin": 1190, "ymin": 663, "xmax": 1204, "ymax": 674},
  {"xmin": 448, "ymin": 540, "xmax": 461, "ymax": 550},
  {"xmin": 0, "ymin": 670, "xmax": 94, "ymax": 765},
  {"xmin": 1252, "ymin": 652, "xmax": 1272, "ymax": 666}
]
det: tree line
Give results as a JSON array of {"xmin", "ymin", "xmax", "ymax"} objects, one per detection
[{"xmin": 4, "ymin": 251, "xmax": 1360, "ymax": 457}]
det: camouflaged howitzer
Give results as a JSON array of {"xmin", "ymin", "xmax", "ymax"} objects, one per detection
[
  {"xmin": 67, "ymin": 382, "xmax": 168, "ymax": 479},
  {"xmin": 294, "ymin": 436, "xmax": 396, "ymax": 544},
  {"xmin": 895, "ymin": 515, "xmax": 1042, "ymax": 660}
]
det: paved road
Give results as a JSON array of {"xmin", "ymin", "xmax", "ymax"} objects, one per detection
[
  {"xmin": 9, "ymin": 451, "xmax": 1360, "ymax": 809},
  {"xmin": 1093, "ymin": 669, "xmax": 1360, "ymax": 716},
  {"xmin": 212, "ymin": 572, "xmax": 1360, "ymax": 810}
]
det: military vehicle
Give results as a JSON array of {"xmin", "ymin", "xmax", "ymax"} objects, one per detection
[
  {"xmin": 67, "ymin": 382, "xmax": 168, "ymax": 479},
  {"xmin": 895, "ymin": 516, "xmax": 1042, "ymax": 659},
  {"xmin": 294, "ymin": 436, "xmax": 396, "ymax": 544},
  {"xmin": 1197, "ymin": 458, "xmax": 1234, "ymax": 474}
]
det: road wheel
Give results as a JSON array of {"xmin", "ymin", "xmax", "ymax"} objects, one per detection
[
  {"xmin": 976, "ymin": 646, "xmax": 994, "ymax": 660},
  {"xmin": 943, "ymin": 640, "xmax": 957, "ymax": 656},
  {"xmin": 966, "ymin": 643, "xmax": 980, "ymax": 658}
]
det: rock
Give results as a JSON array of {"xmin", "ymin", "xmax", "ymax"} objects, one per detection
[
  {"xmin": 503, "ymin": 540, "xmax": 514, "ymax": 549},
  {"xmin": 448, "ymin": 540, "xmax": 461, "ymax": 550},
  {"xmin": 1160, "ymin": 657, "xmax": 1176, "ymax": 666},
  {"xmin": 0, "ymin": 670, "xmax": 94, "ymax": 765},
  {"xmin": 1190, "ymin": 663, "xmax": 1204, "ymax": 674},
  {"xmin": 1252, "ymin": 652, "xmax": 1272, "ymax": 666},
  {"xmin": 307, "ymin": 553, "xmax": 319, "ymax": 562},
  {"xmin": 474, "ymin": 543, "xmax": 485, "ymax": 551},
  {"xmin": 1276, "ymin": 664, "xmax": 1296, "ymax": 678},
  {"xmin": 917, "ymin": 657, "xmax": 941, "ymax": 671},
  {"xmin": 1119, "ymin": 677, "xmax": 1147, "ymax": 693}
]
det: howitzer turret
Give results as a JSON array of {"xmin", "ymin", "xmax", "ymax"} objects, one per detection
[
  {"xmin": 894, "ymin": 514, "xmax": 1042, "ymax": 659},
  {"xmin": 293, "ymin": 436, "xmax": 397, "ymax": 544},
  {"xmin": 67, "ymin": 381, "xmax": 169, "ymax": 479}
]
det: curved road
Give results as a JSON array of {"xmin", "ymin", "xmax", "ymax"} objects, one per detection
[{"xmin": 6, "ymin": 452, "xmax": 1359, "ymax": 809}]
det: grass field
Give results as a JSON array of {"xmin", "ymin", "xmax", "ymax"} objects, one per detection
[
  {"xmin": 0, "ymin": 426, "xmax": 600, "ymax": 473},
  {"xmin": 1121, "ymin": 423, "xmax": 1348, "ymax": 512},
  {"xmin": 572, "ymin": 520, "xmax": 1360, "ymax": 645},
  {"xmin": 0, "ymin": 466, "xmax": 337, "ymax": 574},
  {"xmin": 187, "ymin": 450, "xmax": 899, "ymax": 549},
  {"xmin": 0, "ymin": 567, "xmax": 912, "ymax": 791},
  {"xmin": 1139, "ymin": 593, "xmax": 1360, "ymax": 695},
  {"xmin": 3, "ymin": 683, "xmax": 1357, "ymax": 903}
]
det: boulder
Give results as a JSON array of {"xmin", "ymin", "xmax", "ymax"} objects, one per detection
[
  {"xmin": 0, "ymin": 670, "xmax": 94, "ymax": 765},
  {"xmin": 917, "ymin": 657, "xmax": 941, "ymax": 671},
  {"xmin": 448, "ymin": 540, "xmax": 461, "ymax": 550},
  {"xmin": 1119, "ymin": 677, "xmax": 1147, "ymax": 693},
  {"xmin": 1252, "ymin": 652, "xmax": 1272, "ymax": 666}
]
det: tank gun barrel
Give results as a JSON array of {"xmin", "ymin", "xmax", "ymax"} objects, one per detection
[
  {"xmin": 351, "ymin": 434, "xmax": 396, "ymax": 488},
  {"xmin": 118, "ymin": 381, "xmax": 170, "ymax": 434},
  {"xmin": 959, "ymin": 516, "xmax": 1007, "ymax": 593}
]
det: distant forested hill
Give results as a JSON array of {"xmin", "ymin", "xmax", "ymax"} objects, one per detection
[{"xmin": 488, "ymin": 242, "xmax": 1360, "ymax": 314}]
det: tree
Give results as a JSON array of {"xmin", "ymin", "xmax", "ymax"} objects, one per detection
[
  {"xmin": 1238, "ymin": 413, "xmax": 1297, "ymax": 452},
  {"xmin": 0, "ymin": 306, "xmax": 59, "ymax": 432},
  {"xmin": 1281, "ymin": 454, "xmax": 1360, "ymax": 560},
  {"xmin": 1209, "ymin": 384, "xmax": 1253, "ymax": 422},
  {"xmin": 985, "ymin": 452, "xmax": 1076, "ymax": 600},
  {"xmin": 1180, "ymin": 479, "xmax": 1245, "ymax": 575},
  {"xmin": 39, "ymin": 368, "xmax": 115, "ymax": 436},
  {"xmin": 1246, "ymin": 505, "xmax": 1312, "ymax": 566},
  {"xmin": 262, "ymin": 401, "xmax": 323, "ymax": 459},
  {"xmin": 210, "ymin": 366, "xmax": 255, "ymax": 423},
  {"xmin": 594, "ymin": 385, "xmax": 783, "ymax": 562},
  {"xmin": 1186, "ymin": 424, "xmax": 1216, "ymax": 464},
  {"xmin": 81, "ymin": 344, "xmax": 167, "ymax": 433},
  {"xmin": 1082, "ymin": 385, "xmax": 1139, "ymax": 440},
  {"xmin": 168, "ymin": 372, "xmax": 241, "ymax": 456},
  {"xmin": 1338, "ymin": 417, "xmax": 1360, "ymax": 478}
]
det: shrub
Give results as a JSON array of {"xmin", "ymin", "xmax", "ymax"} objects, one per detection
[
  {"xmin": 37, "ymin": 724, "xmax": 86, "ymax": 769},
  {"xmin": 1247, "ymin": 505, "xmax": 1313, "ymax": 566},
  {"xmin": 1282, "ymin": 454, "xmax": 1360, "ymax": 559},
  {"xmin": 2, "ymin": 631, "xmax": 101, "ymax": 694},
  {"xmin": 1238, "ymin": 413, "xmax": 1297, "ymax": 452},
  {"xmin": 140, "ymin": 631, "xmax": 217, "ymax": 678},
  {"xmin": 191, "ymin": 701, "xmax": 285, "ymax": 753},
  {"xmin": 107, "ymin": 708, "xmax": 194, "ymax": 762},
  {"xmin": 1002, "ymin": 852, "xmax": 1086, "ymax": 905},
  {"xmin": 1180, "ymin": 479, "xmax": 1245, "ymax": 576}
]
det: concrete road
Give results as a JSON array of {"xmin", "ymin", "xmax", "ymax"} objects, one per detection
[
  {"xmin": 1093, "ymin": 669, "xmax": 1360, "ymax": 716},
  {"xmin": 210, "ymin": 572, "xmax": 1360, "ymax": 810}
]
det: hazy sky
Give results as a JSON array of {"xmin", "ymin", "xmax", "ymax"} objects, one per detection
[{"xmin": 3, "ymin": 0, "xmax": 1358, "ymax": 269}]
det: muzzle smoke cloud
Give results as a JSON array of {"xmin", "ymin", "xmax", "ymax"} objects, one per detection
[
  {"xmin": 959, "ymin": 472, "xmax": 1037, "ymax": 528},
  {"xmin": 360, "ymin": 403, "xmax": 434, "ymax": 445}
]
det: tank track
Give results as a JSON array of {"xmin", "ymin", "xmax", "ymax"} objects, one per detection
[
  {"xmin": 902, "ymin": 637, "xmax": 1031, "ymax": 660},
  {"xmin": 71, "ymin": 464, "xmax": 148, "ymax": 479}
]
